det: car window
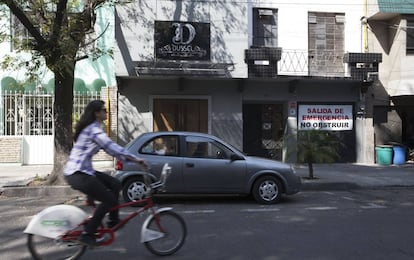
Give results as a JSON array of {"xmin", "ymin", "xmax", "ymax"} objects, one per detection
[
  {"xmin": 140, "ymin": 136, "xmax": 178, "ymax": 156},
  {"xmin": 185, "ymin": 136, "xmax": 232, "ymax": 159}
]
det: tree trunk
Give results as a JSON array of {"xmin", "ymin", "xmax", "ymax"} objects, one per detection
[
  {"xmin": 46, "ymin": 68, "xmax": 75, "ymax": 185},
  {"xmin": 308, "ymin": 162, "xmax": 314, "ymax": 179}
]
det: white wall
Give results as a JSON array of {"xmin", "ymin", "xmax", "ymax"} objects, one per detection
[
  {"xmin": 366, "ymin": 0, "xmax": 414, "ymax": 96},
  {"xmin": 381, "ymin": 19, "xmax": 414, "ymax": 96},
  {"xmin": 115, "ymin": 0, "xmax": 249, "ymax": 77},
  {"xmin": 115, "ymin": 0, "xmax": 364, "ymax": 79},
  {"xmin": 248, "ymin": 0, "xmax": 363, "ymax": 52}
]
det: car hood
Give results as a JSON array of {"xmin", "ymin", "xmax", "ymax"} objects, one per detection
[{"xmin": 243, "ymin": 156, "xmax": 293, "ymax": 173}]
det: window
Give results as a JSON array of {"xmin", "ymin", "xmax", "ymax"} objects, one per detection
[
  {"xmin": 140, "ymin": 136, "xmax": 178, "ymax": 156},
  {"xmin": 253, "ymin": 8, "xmax": 278, "ymax": 47},
  {"xmin": 185, "ymin": 136, "xmax": 231, "ymax": 159},
  {"xmin": 407, "ymin": 20, "xmax": 414, "ymax": 54}
]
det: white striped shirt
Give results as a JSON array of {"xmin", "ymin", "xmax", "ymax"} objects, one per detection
[{"xmin": 64, "ymin": 121, "xmax": 136, "ymax": 176}]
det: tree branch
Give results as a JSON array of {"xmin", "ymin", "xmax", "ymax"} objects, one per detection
[
  {"xmin": 2, "ymin": 0, "xmax": 47, "ymax": 47},
  {"xmin": 79, "ymin": 22, "xmax": 110, "ymax": 48},
  {"xmin": 50, "ymin": 0, "xmax": 69, "ymax": 46},
  {"xmin": 75, "ymin": 55, "xmax": 89, "ymax": 62}
]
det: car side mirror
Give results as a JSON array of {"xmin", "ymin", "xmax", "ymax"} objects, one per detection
[{"xmin": 230, "ymin": 153, "xmax": 244, "ymax": 161}]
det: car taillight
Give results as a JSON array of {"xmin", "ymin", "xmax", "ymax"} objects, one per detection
[{"xmin": 116, "ymin": 159, "xmax": 123, "ymax": 170}]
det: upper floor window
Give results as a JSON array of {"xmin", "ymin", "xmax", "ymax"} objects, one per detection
[
  {"xmin": 252, "ymin": 8, "xmax": 278, "ymax": 47},
  {"xmin": 407, "ymin": 20, "xmax": 414, "ymax": 55}
]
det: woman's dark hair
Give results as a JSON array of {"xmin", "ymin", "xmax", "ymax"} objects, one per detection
[{"xmin": 74, "ymin": 100, "xmax": 105, "ymax": 141}]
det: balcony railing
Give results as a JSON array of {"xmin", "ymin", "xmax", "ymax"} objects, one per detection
[{"xmin": 277, "ymin": 49, "xmax": 348, "ymax": 78}]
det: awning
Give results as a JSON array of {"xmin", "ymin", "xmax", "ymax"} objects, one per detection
[
  {"xmin": 377, "ymin": 0, "xmax": 414, "ymax": 14},
  {"xmin": 134, "ymin": 61, "xmax": 234, "ymax": 78}
]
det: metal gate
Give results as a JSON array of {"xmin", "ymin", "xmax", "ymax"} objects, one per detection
[{"xmin": 1, "ymin": 91, "xmax": 100, "ymax": 164}]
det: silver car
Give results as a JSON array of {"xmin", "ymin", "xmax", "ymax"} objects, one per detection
[{"xmin": 113, "ymin": 132, "xmax": 301, "ymax": 204}]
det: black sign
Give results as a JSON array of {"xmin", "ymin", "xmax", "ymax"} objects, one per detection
[{"xmin": 155, "ymin": 21, "xmax": 210, "ymax": 61}]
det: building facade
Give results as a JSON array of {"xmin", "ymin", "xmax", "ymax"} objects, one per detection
[
  {"xmin": 115, "ymin": 0, "xmax": 378, "ymax": 163},
  {"xmin": 2, "ymin": 1, "xmax": 403, "ymax": 165},
  {"xmin": 366, "ymin": 0, "xmax": 414, "ymax": 154}
]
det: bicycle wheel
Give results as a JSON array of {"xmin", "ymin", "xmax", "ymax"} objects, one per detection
[
  {"xmin": 143, "ymin": 211, "xmax": 186, "ymax": 256},
  {"xmin": 27, "ymin": 234, "xmax": 86, "ymax": 260}
]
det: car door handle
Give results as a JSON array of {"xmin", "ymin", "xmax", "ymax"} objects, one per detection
[{"xmin": 185, "ymin": 163, "xmax": 195, "ymax": 167}]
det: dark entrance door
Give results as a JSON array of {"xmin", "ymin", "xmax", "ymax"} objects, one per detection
[{"xmin": 243, "ymin": 104, "xmax": 284, "ymax": 160}]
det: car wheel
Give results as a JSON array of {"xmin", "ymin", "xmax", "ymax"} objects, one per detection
[
  {"xmin": 252, "ymin": 176, "xmax": 282, "ymax": 204},
  {"xmin": 122, "ymin": 177, "xmax": 148, "ymax": 202}
]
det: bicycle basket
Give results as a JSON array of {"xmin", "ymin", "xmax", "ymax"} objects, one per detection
[{"xmin": 159, "ymin": 163, "xmax": 172, "ymax": 186}]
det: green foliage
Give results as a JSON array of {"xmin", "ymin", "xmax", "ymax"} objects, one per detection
[
  {"xmin": 297, "ymin": 130, "xmax": 345, "ymax": 179},
  {"xmin": 297, "ymin": 130, "xmax": 342, "ymax": 163}
]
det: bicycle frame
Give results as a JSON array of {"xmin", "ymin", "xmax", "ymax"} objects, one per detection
[
  {"xmin": 58, "ymin": 163, "xmax": 172, "ymax": 246},
  {"xmin": 25, "ymin": 163, "xmax": 186, "ymax": 259},
  {"xmin": 59, "ymin": 194, "xmax": 165, "ymax": 246}
]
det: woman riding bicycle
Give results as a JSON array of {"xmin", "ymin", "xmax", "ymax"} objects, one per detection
[{"xmin": 64, "ymin": 100, "xmax": 145, "ymax": 247}]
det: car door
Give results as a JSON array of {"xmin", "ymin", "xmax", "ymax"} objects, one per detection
[
  {"xmin": 138, "ymin": 135, "xmax": 184, "ymax": 192},
  {"xmin": 182, "ymin": 135, "xmax": 247, "ymax": 193}
]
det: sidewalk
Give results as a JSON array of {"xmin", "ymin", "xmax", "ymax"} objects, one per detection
[
  {"xmin": 296, "ymin": 162, "xmax": 414, "ymax": 190},
  {"xmin": 0, "ymin": 162, "xmax": 114, "ymax": 197},
  {"xmin": 1, "ymin": 162, "xmax": 414, "ymax": 197}
]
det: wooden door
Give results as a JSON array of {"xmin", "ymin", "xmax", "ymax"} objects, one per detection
[{"xmin": 153, "ymin": 99, "xmax": 208, "ymax": 133}]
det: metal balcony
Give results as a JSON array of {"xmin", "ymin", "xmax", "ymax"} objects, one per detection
[{"xmin": 277, "ymin": 49, "xmax": 348, "ymax": 78}]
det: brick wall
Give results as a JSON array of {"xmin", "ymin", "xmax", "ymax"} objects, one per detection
[
  {"xmin": 95, "ymin": 86, "xmax": 119, "ymax": 162},
  {"xmin": 0, "ymin": 137, "xmax": 22, "ymax": 163},
  {"xmin": 101, "ymin": 86, "xmax": 118, "ymax": 142}
]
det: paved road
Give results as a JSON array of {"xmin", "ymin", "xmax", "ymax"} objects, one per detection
[{"xmin": 2, "ymin": 188, "xmax": 414, "ymax": 260}]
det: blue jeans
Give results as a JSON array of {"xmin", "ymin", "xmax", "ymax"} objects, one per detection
[{"xmin": 65, "ymin": 171, "xmax": 121, "ymax": 235}]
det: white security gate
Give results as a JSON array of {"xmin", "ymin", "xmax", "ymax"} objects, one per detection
[{"xmin": 1, "ymin": 91, "xmax": 100, "ymax": 165}]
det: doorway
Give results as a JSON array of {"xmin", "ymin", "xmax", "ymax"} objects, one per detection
[
  {"xmin": 243, "ymin": 104, "xmax": 284, "ymax": 160},
  {"xmin": 153, "ymin": 98, "xmax": 208, "ymax": 133}
]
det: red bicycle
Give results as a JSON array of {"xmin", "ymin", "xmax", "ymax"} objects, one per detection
[{"xmin": 24, "ymin": 164, "xmax": 186, "ymax": 259}]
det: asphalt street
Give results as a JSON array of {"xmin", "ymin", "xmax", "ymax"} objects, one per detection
[{"xmin": 1, "ymin": 189, "xmax": 414, "ymax": 260}]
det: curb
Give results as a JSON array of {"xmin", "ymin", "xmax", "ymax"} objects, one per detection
[
  {"xmin": 300, "ymin": 182, "xmax": 361, "ymax": 191},
  {"xmin": 1, "ymin": 186, "xmax": 82, "ymax": 198}
]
